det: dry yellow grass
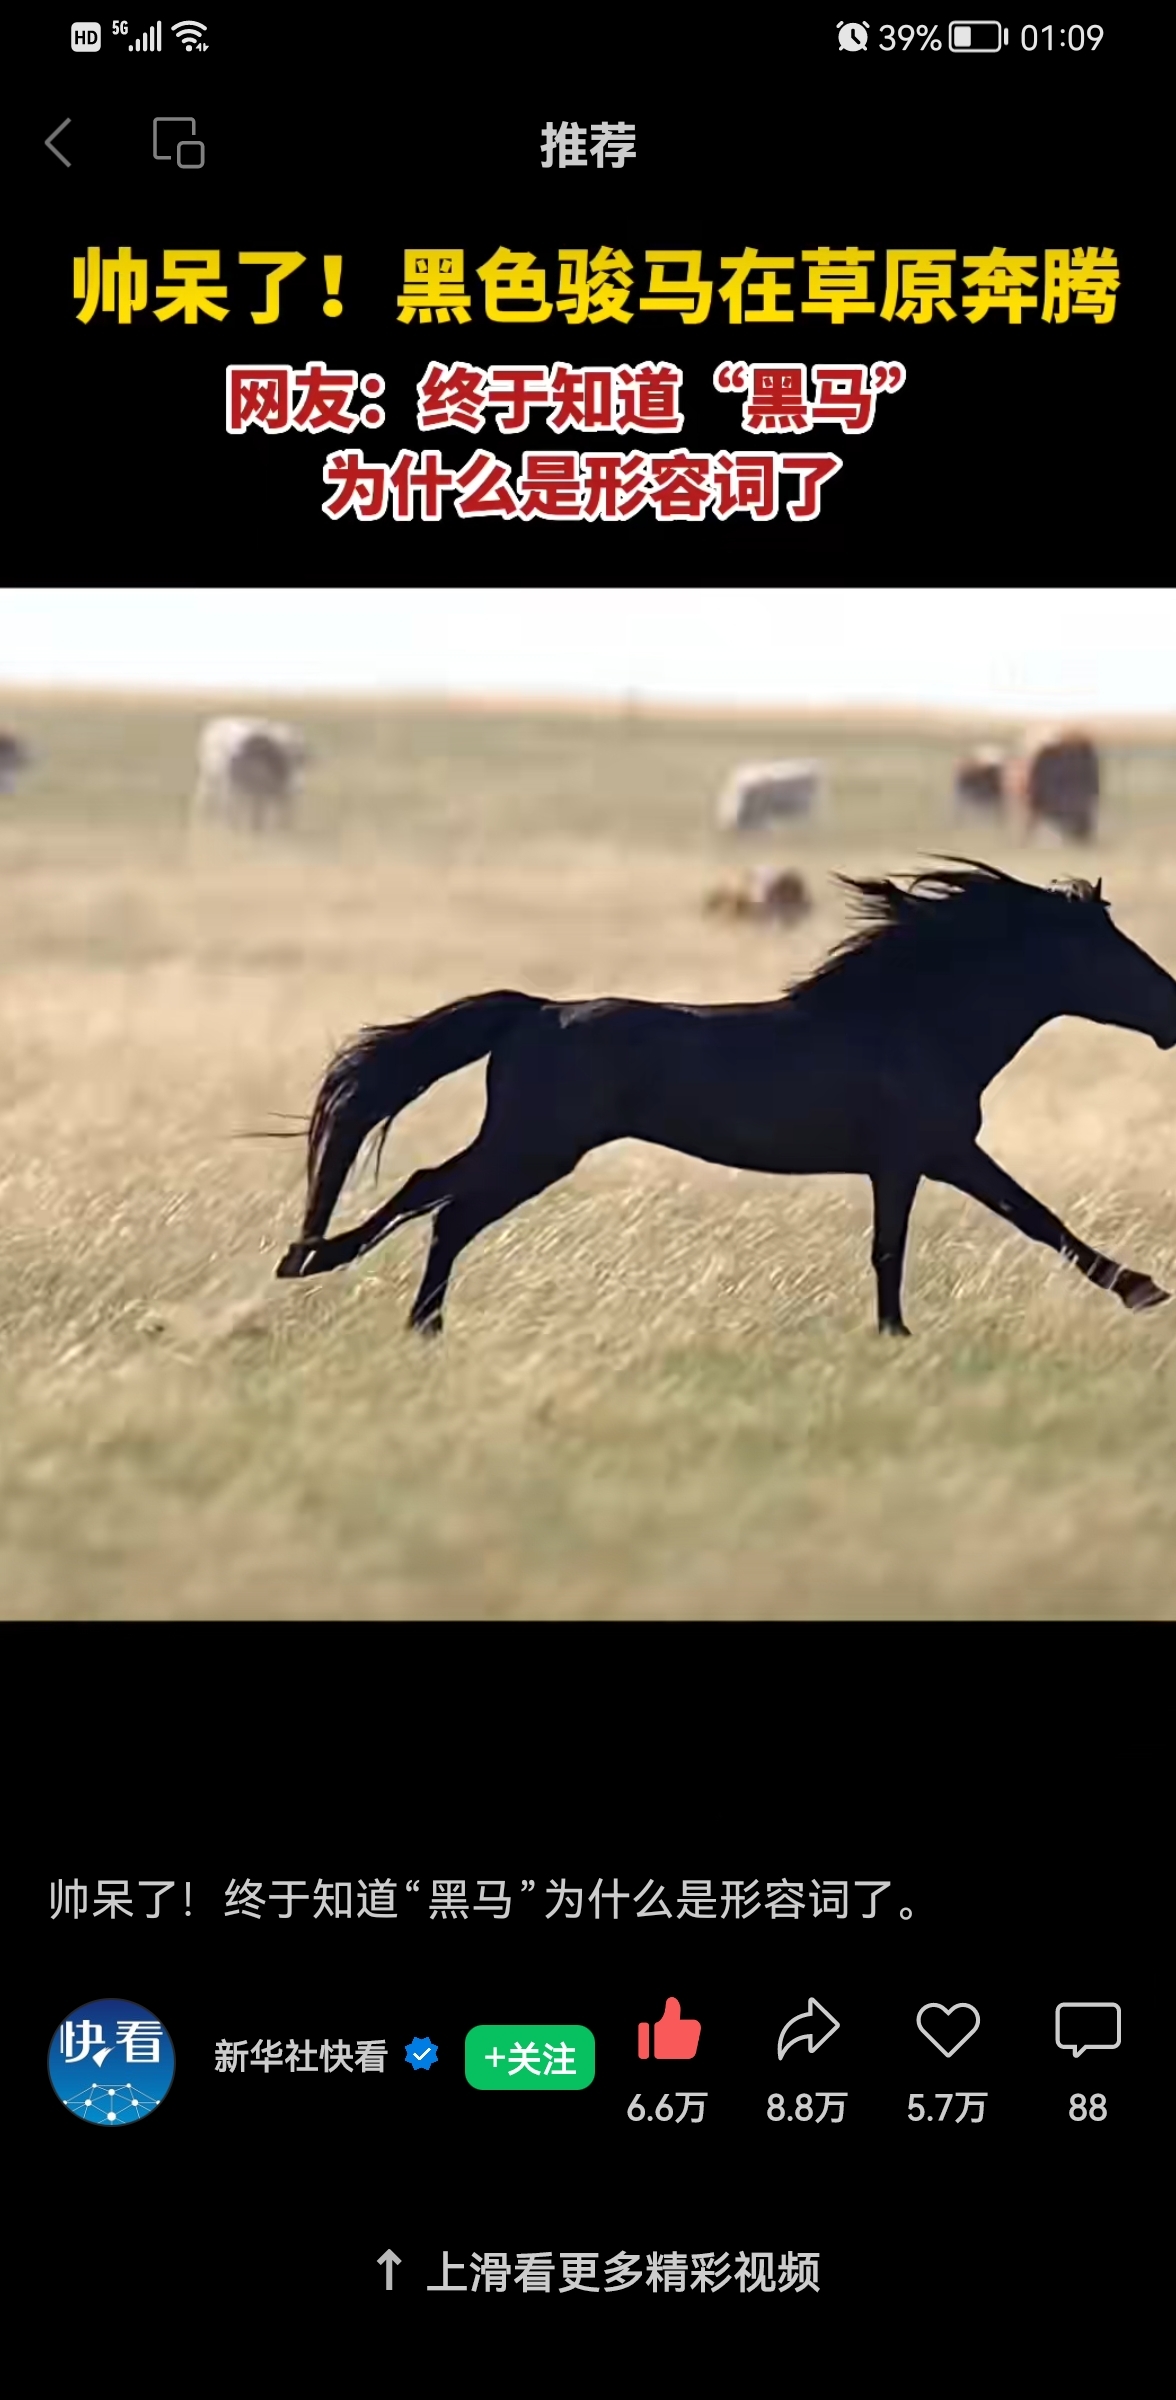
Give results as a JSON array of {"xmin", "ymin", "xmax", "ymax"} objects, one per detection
[{"xmin": 1, "ymin": 689, "xmax": 1174, "ymax": 1619}]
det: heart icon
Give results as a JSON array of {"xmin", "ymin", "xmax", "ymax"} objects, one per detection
[{"xmin": 916, "ymin": 2002, "xmax": 980, "ymax": 2058}]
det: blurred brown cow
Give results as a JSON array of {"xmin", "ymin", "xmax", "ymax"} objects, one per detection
[
  {"xmin": 0, "ymin": 730, "xmax": 30, "ymax": 795},
  {"xmin": 953, "ymin": 744, "xmax": 1006, "ymax": 818},
  {"xmin": 1005, "ymin": 728, "xmax": 1100, "ymax": 843},
  {"xmin": 704, "ymin": 867, "xmax": 813, "ymax": 925}
]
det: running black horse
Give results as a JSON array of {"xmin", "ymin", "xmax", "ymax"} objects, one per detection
[{"xmin": 276, "ymin": 863, "xmax": 1176, "ymax": 1338}]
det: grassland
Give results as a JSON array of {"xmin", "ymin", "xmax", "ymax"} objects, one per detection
[{"xmin": 1, "ymin": 687, "xmax": 1174, "ymax": 1619}]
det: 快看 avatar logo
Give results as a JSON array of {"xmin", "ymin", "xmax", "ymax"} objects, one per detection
[{"xmin": 48, "ymin": 2000, "xmax": 176, "ymax": 2125}]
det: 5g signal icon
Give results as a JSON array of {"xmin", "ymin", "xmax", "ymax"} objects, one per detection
[{"xmin": 172, "ymin": 18, "xmax": 208, "ymax": 46}]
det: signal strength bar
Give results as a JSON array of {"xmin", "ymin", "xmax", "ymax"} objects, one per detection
[{"xmin": 130, "ymin": 21, "xmax": 163, "ymax": 46}]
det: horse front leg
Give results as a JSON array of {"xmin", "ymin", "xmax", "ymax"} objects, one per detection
[
  {"xmin": 929, "ymin": 1143, "xmax": 1168, "ymax": 1311},
  {"xmin": 869, "ymin": 1168, "xmax": 920, "ymax": 1336}
]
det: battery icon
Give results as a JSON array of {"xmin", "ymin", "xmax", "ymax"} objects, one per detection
[{"xmin": 949, "ymin": 20, "xmax": 1006, "ymax": 46}]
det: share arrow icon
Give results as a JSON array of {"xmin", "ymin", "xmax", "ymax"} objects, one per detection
[{"xmin": 777, "ymin": 1999, "xmax": 840, "ymax": 2059}]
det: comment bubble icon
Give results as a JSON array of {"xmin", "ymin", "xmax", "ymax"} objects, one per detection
[{"xmin": 1055, "ymin": 2001, "xmax": 1121, "ymax": 2059}]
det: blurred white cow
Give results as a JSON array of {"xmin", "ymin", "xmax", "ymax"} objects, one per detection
[
  {"xmin": 0, "ymin": 731, "xmax": 31, "ymax": 795},
  {"xmin": 717, "ymin": 759, "xmax": 823, "ymax": 831},
  {"xmin": 192, "ymin": 718, "xmax": 307, "ymax": 831}
]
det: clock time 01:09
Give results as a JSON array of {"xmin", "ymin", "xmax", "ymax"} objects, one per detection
[{"xmin": 1021, "ymin": 25, "xmax": 1104, "ymax": 44}]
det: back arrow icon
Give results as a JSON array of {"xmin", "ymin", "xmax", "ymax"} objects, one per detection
[
  {"xmin": 46, "ymin": 120, "xmax": 71, "ymax": 167},
  {"xmin": 777, "ymin": 1998, "xmax": 840, "ymax": 2058}
]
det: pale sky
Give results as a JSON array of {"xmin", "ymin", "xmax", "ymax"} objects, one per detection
[{"xmin": 0, "ymin": 589, "xmax": 1172, "ymax": 719}]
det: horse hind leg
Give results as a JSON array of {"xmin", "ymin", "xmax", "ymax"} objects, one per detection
[
  {"xmin": 285, "ymin": 1014, "xmax": 596, "ymax": 1319},
  {"xmin": 278, "ymin": 1153, "xmax": 473, "ymax": 1279},
  {"xmin": 281, "ymin": 1129, "xmax": 583, "ymax": 1330},
  {"xmin": 407, "ymin": 1153, "xmax": 581, "ymax": 1336},
  {"xmin": 407, "ymin": 1199, "xmax": 483, "ymax": 1335}
]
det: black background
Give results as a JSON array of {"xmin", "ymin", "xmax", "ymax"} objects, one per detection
[
  {"xmin": 13, "ymin": 31, "xmax": 1167, "ymax": 582},
  {"xmin": 9, "ymin": 17, "xmax": 1170, "ymax": 2358},
  {"xmin": 35, "ymin": 1644, "xmax": 1160, "ymax": 2340}
]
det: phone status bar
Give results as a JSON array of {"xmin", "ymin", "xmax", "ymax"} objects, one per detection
[{"xmin": 837, "ymin": 23, "xmax": 1106, "ymax": 52}]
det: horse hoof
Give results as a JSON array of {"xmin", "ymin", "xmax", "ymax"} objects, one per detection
[
  {"xmin": 409, "ymin": 1311, "xmax": 444, "ymax": 1340},
  {"xmin": 275, "ymin": 1241, "xmax": 322, "ymax": 1280},
  {"xmin": 878, "ymin": 1320, "xmax": 911, "ymax": 1338},
  {"xmin": 1118, "ymin": 1272, "xmax": 1169, "ymax": 1312}
]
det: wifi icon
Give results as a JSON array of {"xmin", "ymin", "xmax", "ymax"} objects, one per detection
[{"xmin": 172, "ymin": 18, "xmax": 208, "ymax": 47}]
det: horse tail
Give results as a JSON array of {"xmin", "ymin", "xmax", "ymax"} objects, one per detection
[{"xmin": 299, "ymin": 990, "xmax": 544, "ymax": 1242}]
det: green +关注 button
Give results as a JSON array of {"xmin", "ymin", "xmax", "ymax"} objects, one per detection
[{"xmin": 465, "ymin": 2026, "xmax": 595, "ymax": 2089}]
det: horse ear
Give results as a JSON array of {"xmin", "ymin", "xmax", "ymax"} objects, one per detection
[{"xmin": 1093, "ymin": 877, "xmax": 1103, "ymax": 901}]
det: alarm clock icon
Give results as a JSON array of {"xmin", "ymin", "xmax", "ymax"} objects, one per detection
[{"xmin": 838, "ymin": 20, "xmax": 869, "ymax": 46}]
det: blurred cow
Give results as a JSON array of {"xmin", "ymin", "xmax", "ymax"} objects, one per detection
[
  {"xmin": 0, "ymin": 731, "xmax": 30, "ymax": 795},
  {"xmin": 1006, "ymin": 727, "xmax": 1100, "ymax": 843},
  {"xmin": 704, "ymin": 867, "xmax": 813, "ymax": 926},
  {"xmin": 953, "ymin": 744, "xmax": 1006, "ymax": 818},
  {"xmin": 717, "ymin": 759, "xmax": 823, "ymax": 831},
  {"xmin": 192, "ymin": 718, "xmax": 307, "ymax": 831}
]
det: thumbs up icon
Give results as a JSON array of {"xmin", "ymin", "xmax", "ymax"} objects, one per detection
[{"xmin": 638, "ymin": 1998, "xmax": 701, "ymax": 2060}]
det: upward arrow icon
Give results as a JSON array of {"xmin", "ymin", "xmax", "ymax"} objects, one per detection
[
  {"xmin": 776, "ymin": 1999, "xmax": 840, "ymax": 2059},
  {"xmin": 376, "ymin": 2250, "xmax": 402, "ymax": 2291}
]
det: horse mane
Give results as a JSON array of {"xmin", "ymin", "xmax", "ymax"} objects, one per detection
[{"xmin": 787, "ymin": 858, "xmax": 1109, "ymax": 1007}]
